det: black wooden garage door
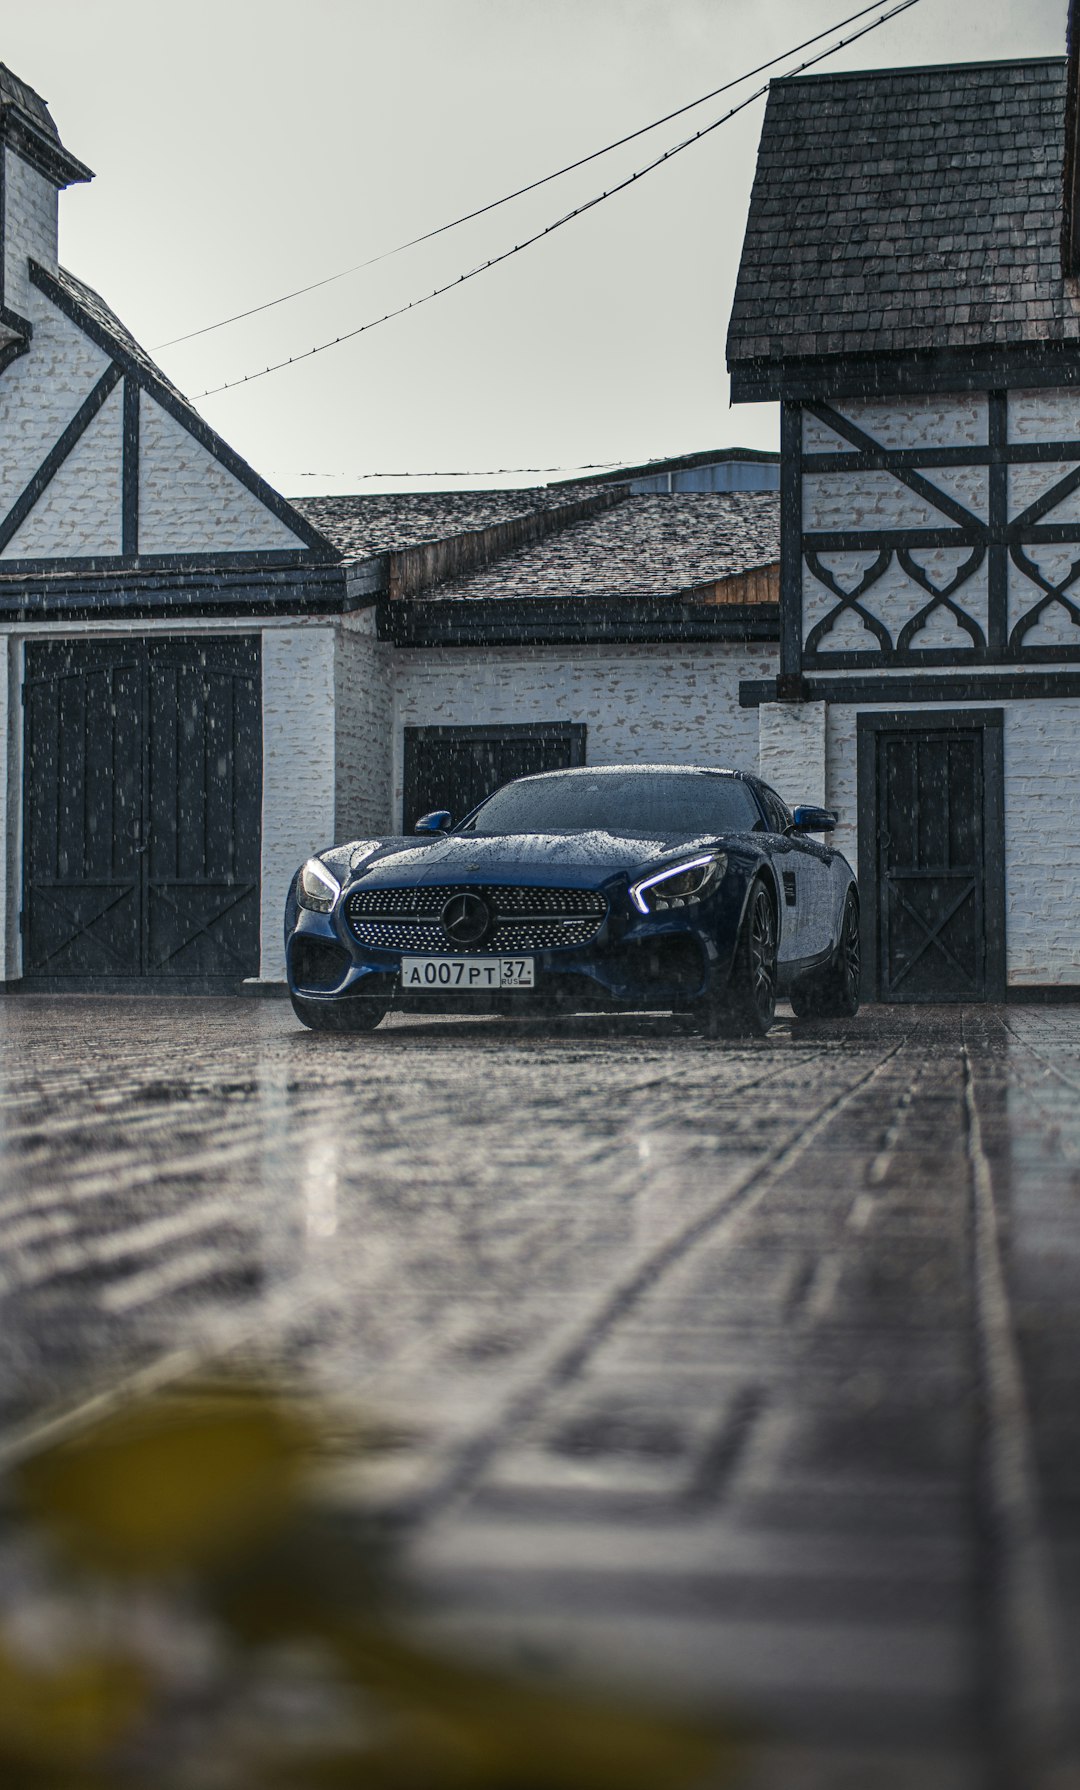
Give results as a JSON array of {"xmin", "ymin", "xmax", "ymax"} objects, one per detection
[
  {"xmin": 403, "ymin": 723, "xmax": 587, "ymax": 830},
  {"xmin": 23, "ymin": 637, "xmax": 261, "ymax": 985},
  {"xmin": 857, "ymin": 710, "xmax": 1005, "ymax": 1003}
]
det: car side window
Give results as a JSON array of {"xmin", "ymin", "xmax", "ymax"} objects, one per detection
[{"xmin": 758, "ymin": 786, "xmax": 793, "ymax": 835}]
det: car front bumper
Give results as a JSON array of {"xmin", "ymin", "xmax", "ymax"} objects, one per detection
[{"xmin": 286, "ymin": 882, "xmax": 748, "ymax": 1015}]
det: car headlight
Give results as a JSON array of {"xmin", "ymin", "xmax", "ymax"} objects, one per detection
[
  {"xmin": 297, "ymin": 858, "xmax": 341, "ymax": 914},
  {"xmin": 630, "ymin": 852, "xmax": 727, "ymax": 915}
]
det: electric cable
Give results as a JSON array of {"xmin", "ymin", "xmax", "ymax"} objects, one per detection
[
  {"xmin": 194, "ymin": 0, "xmax": 923, "ymax": 400},
  {"xmin": 155, "ymin": 0, "xmax": 898, "ymax": 351}
]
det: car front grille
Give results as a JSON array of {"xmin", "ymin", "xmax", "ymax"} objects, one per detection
[{"xmin": 345, "ymin": 883, "xmax": 606, "ymax": 954}]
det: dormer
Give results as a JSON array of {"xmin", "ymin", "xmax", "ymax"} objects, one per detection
[{"xmin": 0, "ymin": 62, "xmax": 91, "ymax": 341}]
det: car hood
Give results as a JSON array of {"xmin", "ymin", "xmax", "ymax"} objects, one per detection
[{"xmin": 345, "ymin": 830, "xmax": 737, "ymax": 891}]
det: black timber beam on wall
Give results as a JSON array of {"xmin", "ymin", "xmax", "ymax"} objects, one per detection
[
  {"xmin": 739, "ymin": 671, "xmax": 1080, "ymax": 706},
  {"xmin": 122, "ymin": 376, "xmax": 139, "ymax": 556}
]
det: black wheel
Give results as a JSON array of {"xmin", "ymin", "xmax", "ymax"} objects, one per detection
[
  {"xmin": 703, "ymin": 879, "xmax": 777, "ymax": 1038},
  {"xmin": 790, "ymin": 890, "xmax": 861, "ymax": 1020},
  {"xmin": 290, "ymin": 993, "xmax": 388, "ymax": 1033}
]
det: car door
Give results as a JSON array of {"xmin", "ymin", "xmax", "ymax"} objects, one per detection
[
  {"xmin": 755, "ymin": 784, "xmax": 837, "ymax": 962},
  {"xmin": 753, "ymin": 785, "xmax": 806, "ymax": 964}
]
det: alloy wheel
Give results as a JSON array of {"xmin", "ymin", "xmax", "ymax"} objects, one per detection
[{"xmin": 750, "ymin": 888, "xmax": 777, "ymax": 1022}]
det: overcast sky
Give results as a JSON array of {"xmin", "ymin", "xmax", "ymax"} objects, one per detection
[{"xmin": 1, "ymin": 0, "xmax": 1069, "ymax": 492}]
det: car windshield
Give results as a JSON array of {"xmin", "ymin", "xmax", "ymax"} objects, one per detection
[{"xmin": 459, "ymin": 771, "xmax": 760, "ymax": 837}]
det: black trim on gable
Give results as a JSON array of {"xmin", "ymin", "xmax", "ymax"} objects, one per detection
[
  {"xmin": 30, "ymin": 263, "xmax": 339, "ymax": 564},
  {"xmin": 0, "ymin": 362, "xmax": 121, "ymax": 553},
  {"xmin": 122, "ymin": 375, "xmax": 139, "ymax": 555},
  {"xmin": 379, "ymin": 595, "xmax": 781, "ymax": 648}
]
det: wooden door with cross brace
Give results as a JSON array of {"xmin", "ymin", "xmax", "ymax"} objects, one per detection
[
  {"xmin": 22, "ymin": 637, "xmax": 261, "ymax": 987},
  {"xmin": 856, "ymin": 709, "xmax": 1005, "ymax": 1003}
]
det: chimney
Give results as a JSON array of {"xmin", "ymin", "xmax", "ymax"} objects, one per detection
[
  {"xmin": 1064, "ymin": 0, "xmax": 1080, "ymax": 274},
  {"xmin": 0, "ymin": 64, "xmax": 92, "ymax": 330}
]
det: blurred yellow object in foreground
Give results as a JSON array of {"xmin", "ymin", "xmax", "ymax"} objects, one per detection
[
  {"xmin": 13, "ymin": 1385, "xmax": 316, "ymax": 1576},
  {"xmin": 0, "ymin": 1638, "xmax": 147, "ymax": 1770}
]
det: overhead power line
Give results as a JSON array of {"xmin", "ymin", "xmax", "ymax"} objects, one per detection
[
  {"xmin": 194, "ymin": 0, "xmax": 923, "ymax": 402},
  {"xmin": 156, "ymin": 0, "xmax": 896, "ymax": 352}
]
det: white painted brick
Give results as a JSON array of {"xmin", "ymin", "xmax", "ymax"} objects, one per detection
[
  {"xmin": 138, "ymin": 395, "xmax": 306, "ymax": 554},
  {"xmin": 3, "ymin": 146, "xmax": 57, "ymax": 319},
  {"xmin": 1, "ymin": 383, "xmax": 122, "ymax": 557},
  {"xmin": 0, "ymin": 282, "xmax": 111, "ymax": 523},
  {"xmin": 759, "ymin": 703, "xmax": 826, "ymax": 807},
  {"xmin": 391, "ymin": 643, "xmax": 777, "ymax": 827},
  {"xmin": 260, "ymin": 628, "xmax": 336, "ymax": 981},
  {"xmin": 824, "ymin": 395, "xmax": 987, "ymax": 452},
  {"xmin": 335, "ymin": 615, "xmax": 394, "ymax": 836}
]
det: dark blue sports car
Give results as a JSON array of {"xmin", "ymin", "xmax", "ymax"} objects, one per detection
[{"xmin": 285, "ymin": 764, "xmax": 860, "ymax": 1037}]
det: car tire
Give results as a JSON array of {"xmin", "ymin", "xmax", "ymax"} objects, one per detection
[
  {"xmin": 790, "ymin": 890, "xmax": 861, "ymax": 1020},
  {"xmin": 700, "ymin": 878, "xmax": 777, "ymax": 1038},
  {"xmin": 290, "ymin": 993, "xmax": 388, "ymax": 1033}
]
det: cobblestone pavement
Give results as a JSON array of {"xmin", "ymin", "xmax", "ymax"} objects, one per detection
[{"xmin": 0, "ymin": 998, "xmax": 1079, "ymax": 1790}]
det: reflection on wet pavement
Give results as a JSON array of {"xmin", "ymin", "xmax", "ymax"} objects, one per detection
[{"xmin": 0, "ymin": 997, "xmax": 1078, "ymax": 1789}]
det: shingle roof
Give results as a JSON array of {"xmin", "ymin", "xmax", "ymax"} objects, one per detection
[
  {"xmin": 289, "ymin": 488, "xmax": 596, "ymax": 561},
  {"xmin": 422, "ymin": 492, "xmax": 779, "ymax": 601},
  {"xmin": 727, "ymin": 57, "xmax": 1080, "ymax": 381}
]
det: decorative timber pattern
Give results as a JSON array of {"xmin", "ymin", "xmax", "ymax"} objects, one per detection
[{"xmin": 793, "ymin": 390, "xmax": 1080, "ymax": 671}]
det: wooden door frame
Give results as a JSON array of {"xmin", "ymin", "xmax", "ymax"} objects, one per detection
[{"xmin": 856, "ymin": 708, "xmax": 1005, "ymax": 1003}]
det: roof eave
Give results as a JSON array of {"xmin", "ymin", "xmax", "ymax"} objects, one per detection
[{"xmin": 730, "ymin": 337, "xmax": 1080, "ymax": 404}]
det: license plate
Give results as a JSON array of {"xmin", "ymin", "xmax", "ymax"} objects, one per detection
[{"xmin": 400, "ymin": 956, "xmax": 535, "ymax": 990}]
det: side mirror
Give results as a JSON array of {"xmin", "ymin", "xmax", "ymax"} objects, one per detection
[
  {"xmin": 790, "ymin": 805, "xmax": 837, "ymax": 834},
  {"xmin": 414, "ymin": 810, "xmax": 452, "ymax": 835}
]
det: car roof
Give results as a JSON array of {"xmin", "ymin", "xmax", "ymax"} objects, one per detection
[{"xmin": 506, "ymin": 763, "xmax": 752, "ymax": 783}]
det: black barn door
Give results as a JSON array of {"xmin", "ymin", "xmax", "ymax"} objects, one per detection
[
  {"xmin": 403, "ymin": 724, "xmax": 586, "ymax": 829},
  {"xmin": 23, "ymin": 637, "xmax": 262, "ymax": 985},
  {"xmin": 857, "ymin": 710, "xmax": 1004, "ymax": 1003}
]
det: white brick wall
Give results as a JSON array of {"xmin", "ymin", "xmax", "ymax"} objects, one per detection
[
  {"xmin": 335, "ymin": 614, "xmax": 393, "ymax": 837},
  {"xmin": 137, "ymin": 396, "xmax": 306, "ymax": 554},
  {"xmin": 260, "ymin": 627, "xmax": 336, "ymax": 982},
  {"xmin": 759, "ymin": 702, "xmax": 826, "ymax": 807},
  {"xmin": 0, "ymin": 282, "xmax": 112, "ymax": 525},
  {"xmin": 825, "ymin": 699, "xmax": 1080, "ymax": 987},
  {"xmin": 3, "ymin": 146, "xmax": 57, "ymax": 319},
  {"xmin": 803, "ymin": 394, "xmax": 986, "ymax": 453},
  {"xmin": 2, "ymin": 383, "xmax": 123, "ymax": 557},
  {"xmin": 391, "ymin": 642, "xmax": 777, "ymax": 827}
]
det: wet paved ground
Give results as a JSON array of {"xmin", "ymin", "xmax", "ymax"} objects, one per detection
[{"xmin": 0, "ymin": 997, "xmax": 1078, "ymax": 1790}]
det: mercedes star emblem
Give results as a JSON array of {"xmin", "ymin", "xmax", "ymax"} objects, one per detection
[{"xmin": 440, "ymin": 891, "xmax": 491, "ymax": 946}]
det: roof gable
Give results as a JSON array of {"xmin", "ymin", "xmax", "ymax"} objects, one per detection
[{"xmin": 727, "ymin": 57, "xmax": 1080, "ymax": 398}]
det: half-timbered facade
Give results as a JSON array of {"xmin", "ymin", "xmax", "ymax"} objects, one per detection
[{"xmin": 728, "ymin": 40, "xmax": 1080, "ymax": 1000}]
